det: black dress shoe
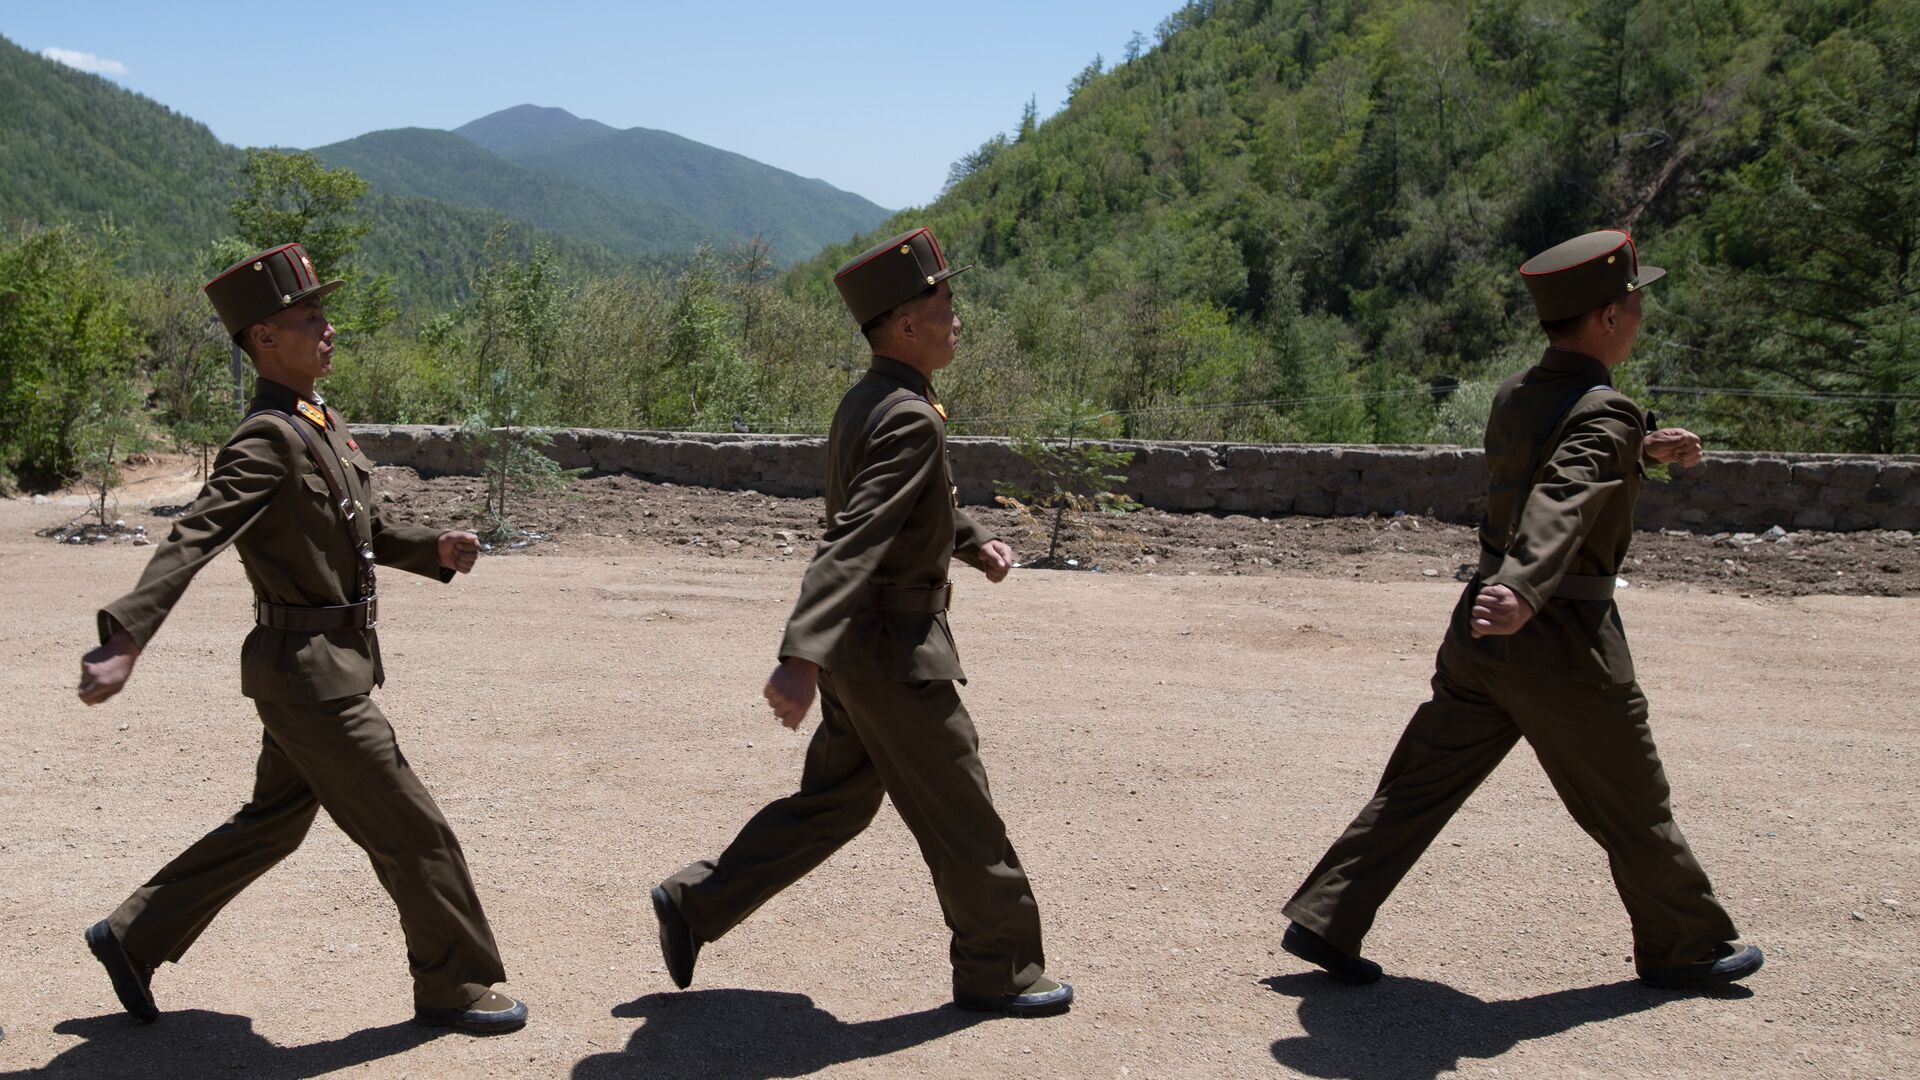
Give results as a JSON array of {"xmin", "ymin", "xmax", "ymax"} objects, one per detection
[
  {"xmin": 651, "ymin": 885, "xmax": 700, "ymax": 990},
  {"xmin": 954, "ymin": 976, "xmax": 1074, "ymax": 1017},
  {"xmin": 1638, "ymin": 943, "xmax": 1764, "ymax": 988},
  {"xmin": 414, "ymin": 990, "xmax": 528, "ymax": 1035},
  {"xmin": 85, "ymin": 920, "xmax": 158, "ymax": 1023},
  {"xmin": 1282, "ymin": 921, "xmax": 1383, "ymax": 985}
]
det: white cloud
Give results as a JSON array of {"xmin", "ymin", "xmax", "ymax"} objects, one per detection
[{"xmin": 40, "ymin": 47, "xmax": 130, "ymax": 77}]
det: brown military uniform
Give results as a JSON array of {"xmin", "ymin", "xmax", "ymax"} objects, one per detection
[
  {"xmin": 94, "ymin": 372, "xmax": 506, "ymax": 1010},
  {"xmin": 659, "ymin": 350, "xmax": 1049, "ymax": 999},
  {"xmin": 1284, "ymin": 237, "xmax": 1741, "ymax": 972}
]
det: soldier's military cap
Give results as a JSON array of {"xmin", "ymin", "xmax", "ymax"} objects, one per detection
[
  {"xmin": 203, "ymin": 242, "xmax": 343, "ymax": 339},
  {"xmin": 1519, "ymin": 230, "xmax": 1665, "ymax": 322},
  {"xmin": 834, "ymin": 227, "xmax": 971, "ymax": 326}
]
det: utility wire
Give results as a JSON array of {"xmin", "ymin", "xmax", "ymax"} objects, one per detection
[{"xmin": 1647, "ymin": 385, "xmax": 1920, "ymax": 403}]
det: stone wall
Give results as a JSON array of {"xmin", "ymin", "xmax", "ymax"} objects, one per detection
[{"xmin": 350, "ymin": 425, "xmax": 1920, "ymax": 533}]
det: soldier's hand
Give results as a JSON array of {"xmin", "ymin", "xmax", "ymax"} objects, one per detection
[
  {"xmin": 78, "ymin": 629, "xmax": 141, "ymax": 706},
  {"xmin": 1644, "ymin": 428, "xmax": 1703, "ymax": 468},
  {"xmin": 764, "ymin": 658, "xmax": 820, "ymax": 730},
  {"xmin": 438, "ymin": 530, "xmax": 482, "ymax": 574},
  {"xmin": 979, "ymin": 539, "xmax": 1014, "ymax": 583},
  {"xmin": 1470, "ymin": 584, "xmax": 1534, "ymax": 638}
]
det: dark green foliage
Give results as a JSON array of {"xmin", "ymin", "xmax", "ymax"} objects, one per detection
[
  {"xmin": 8, "ymin": 5, "xmax": 1918, "ymax": 461},
  {"xmin": 0, "ymin": 37, "xmax": 651, "ymax": 301},
  {"xmin": 0, "ymin": 222, "xmax": 143, "ymax": 485},
  {"xmin": 1678, "ymin": 0, "xmax": 1920, "ymax": 451},
  {"xmin": 793, "ymin": 0, "xmax": 1918, "ymax": 451},
  {"xmin": 0, "ymin": 37, "xmax": 240, "ymax": 275}
]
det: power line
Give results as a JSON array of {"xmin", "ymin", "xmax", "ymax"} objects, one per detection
[
  {"xmin": 946, "ymin": 387, "xmax": 1437, "ymax": 428},
  {"xmin": 1647, "ymin": 385, "xmax": 1920, "ymax": 403}
]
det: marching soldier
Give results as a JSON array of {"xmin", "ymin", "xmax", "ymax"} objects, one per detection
[
  {"xmin": 1279, "ymin": 230, "xmax": 1764, "ymax": 989},
  {"xmin": 650, "ymin": 227, "xmax": 1073, "ymax": 1016},
  {"xmin": 75, "ymin": 244, "xmax": 527, "ymax": 1033}
]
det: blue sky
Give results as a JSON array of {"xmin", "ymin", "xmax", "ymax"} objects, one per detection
[{"xmin": 3, "ymin": 1, "xmax": 1184, "ymax": 211}]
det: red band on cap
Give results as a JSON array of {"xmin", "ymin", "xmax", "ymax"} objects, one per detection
[
  {"xmin": 835, "ymin": 227, "xmax": 935, "ymax": 281},
  {"xmin": 1517, "ymin": 231, "xmax": 1632, "ymax": 277},
  {"xmin": 204, "ymin": 242, "xmax": 302, "ymax": 290}
]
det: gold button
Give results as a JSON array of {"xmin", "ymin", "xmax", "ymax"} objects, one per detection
[
  {"xmin": 282, "ymin": 294, "xmax": 292, "ymax": 303},
  {"xmin": 899, "ymin": 245, "xmax": 911, "ymax": 254},
  {"xmin": 1626, "ymin": 282, "xmax": 1636, "ymax": 291},
  {"xmin": 252, "ymin": 262, "xmax": 263, "ymax": 271},
  {"xmin": 1606, "ymin": 255, "xmax": 1617, "ymax": 264},
  {"xmin": 926, "ymin": 275, "xmax": 936, "ymax": 285}
]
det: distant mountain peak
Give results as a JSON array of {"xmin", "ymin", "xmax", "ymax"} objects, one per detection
[{"xmin": 455, "ymin": 104, "xmax": 615, "ymax": 154}]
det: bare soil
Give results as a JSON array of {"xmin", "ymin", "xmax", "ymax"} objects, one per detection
[
  {"xmin": 1, "ymin": 456, "xmax": 1913, "ymax": 1079},
  {"xmin": 363, "ymin": 468, "xmax": 1919, "ymax": 599}
]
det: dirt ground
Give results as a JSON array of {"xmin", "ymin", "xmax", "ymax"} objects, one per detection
[{"xmin": 0, "ymin": 458, "xmax": 1914, "ymax": 1079}]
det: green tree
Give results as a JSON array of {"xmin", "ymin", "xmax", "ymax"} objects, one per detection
[
  {"xmin": 995, "ymin": 399, "xmax": 1139, "ymax": 565},
  {"xmin": 228, "ymin": 149, "xmax": 370, "ymax": 277},
  {"xmin": 0, "ymin": 221, "xmax": 142, "ymax": 485},
  {"xmin": 138, "ymin": 284, "xmax": 234, "ymax": 478},
  {"xmin": 457, "ymin": 227, "xmax": 577, "ymax": 540},
  {"xmin": 1693, "ymin": 4, "xmax": 1920, "ymax": 452}
]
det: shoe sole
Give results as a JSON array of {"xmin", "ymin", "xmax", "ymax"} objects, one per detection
[
  {"xmin": 1639, "ymin": 948, "xmax": 1765, "ymax": 989},
  {"xmin": 1281, "ymin": 929, "xmax": 1382, "ymax": 985},
  {"xmin": 84, "ymin": 921, "xmax": 158, "ymax": 1024},
  {"xmin": 412, "ymin": 1010, "xmax": 528, "ymax": 1035},
  {"xmin": 954, "ymin": 985, "xmax": 1074, "ymax": 1017},
  {"xmin": 651, "ymin": 885, "xmax": 696, "ymax": 990}
]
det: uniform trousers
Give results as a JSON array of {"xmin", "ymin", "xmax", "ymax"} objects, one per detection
[
  {"xmin": 661, "ymin": 673, "xmax": 1046, "ymax": 997},
  {"xmin": 1283, "ymin": 639, "xmax": 1739, "ymax": 968},
  {"xmin": 106, "ymin": 694, "xmax": 506, "ymax": 1009}
]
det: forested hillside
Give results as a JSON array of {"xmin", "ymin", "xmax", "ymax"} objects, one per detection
[
  {"xmin": 312, "ymin": 127, "xmax": 711, "ymax": 259},
  {"xmin": 0, "ymin": 35, "xmax": 239, "ymax": 273},
  {"xmin": 4, "ymin": 0, "xmax": 1914, "ymax": 501},
  {"xmin": 456, "ymin": 105, "xmax": 892, "ymax": 263},
  {"xmin": 795, "ymin": 0, "xmax": 1918, "ymax": 453}
]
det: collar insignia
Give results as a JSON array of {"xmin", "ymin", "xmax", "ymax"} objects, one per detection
[
  {"xmin": 295, "ymin": 400, "xmax": 328, "ymax": 428},
  {"xmin": 932, "ymin": 402, "xmax": 949, "ymax": 421}
]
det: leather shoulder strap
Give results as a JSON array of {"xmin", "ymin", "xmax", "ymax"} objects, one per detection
[
  {"xmin": 247, "ymin": 409, "xmax": 348, "ymax": 510},
  {"xmin": 247, "ymin": 408, "xmax": 378, "ymax": 601},
  {"xmin": 1498, "ymin": 383, "xmax": 1620, "ymax": 548},
  {"xmin": 863, "ymin": 388, "xmax": 930, "ymax": 440}
]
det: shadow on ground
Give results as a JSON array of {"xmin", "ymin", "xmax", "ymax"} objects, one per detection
[
  {"xmin": 0, "ymin": 1011, "xmax": 440, "ymax": 1079},
  {"xmin": 1264, "ymin": 972, "xmax": 1753, "ymax": 1080},
  {"xmin": 572, "ymin": 989, "xmax": 988, "ymax": 1079}
]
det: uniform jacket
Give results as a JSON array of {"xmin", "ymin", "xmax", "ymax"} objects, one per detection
[
  {"xmin": 778, "ymin": 357, "xmax": 996, "ymax": 681},
  {"xmin": 1450, "ymin": 348, "xmax": 1649, "ymax": 684},
  {"xmin": 99, "ymin": 378, "xmax": 449, "ymax": 702}
]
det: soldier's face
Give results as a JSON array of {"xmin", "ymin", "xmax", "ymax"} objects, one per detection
[
  {"xmin": 916, "ymin": 283, "xmax": 960, "ymax": 370},
  {"xmin": 260, "ymin": 300, "xmax": 336, "ymax": 381},
  {"xmin": 1609, "ymin": 290, "xmax": 1644, "ymax": 354}
]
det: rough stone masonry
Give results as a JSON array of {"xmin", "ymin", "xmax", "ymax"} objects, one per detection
[{"xmin": 350, "ymin": 426, "xmax": 1920, "ymax": 534}]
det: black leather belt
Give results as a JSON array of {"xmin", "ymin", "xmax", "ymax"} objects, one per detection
[
  {"xmin": 1475, "ymin": 552, "xmax": 1616, "ymax": 601},
  {"xmin": 863, "ymin": 583, "xmax": 952, "ymax": 614},
  {"xmin": 255, "ymin": 597, "xmax": 378, "ymax": 631}
]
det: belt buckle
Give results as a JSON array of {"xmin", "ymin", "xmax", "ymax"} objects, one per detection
[{"xmin": 363, "ymin": 597, "xmax": 378, "ymax": 630}]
